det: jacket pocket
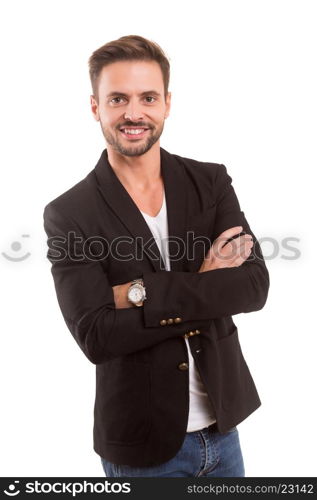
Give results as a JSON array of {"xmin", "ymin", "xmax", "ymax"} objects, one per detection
[{"xmin": 96, "ymin": 359, "xmax": 151, "ymax": 445}]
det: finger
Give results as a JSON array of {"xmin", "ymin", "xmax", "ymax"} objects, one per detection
[
  {"xmin": 213, "ymin": 235, "xmax": 253, "ymax": 260},
  {"xmin": 231, "ymin": 241, "xmax": 253, "ymax": 264},
  {"xmin": 232, "ymin": 251, "xmax": 251, "ymax": 267},
  {"xmin": 206, "ymin": 230, "xmax": 252, "ymax": 259},
  {"xmin": 212, "ymin": 226, "xmax": 243, "ymax": 255},
  {"xmin": 226, "ymin": 238, "xmax": 253, "ymax": 260},
  {"xmin": 216, "ymin": 228, "xmax": 247, "ymax": 250},
  {"xmin": 215, "ymin": 226, "xmax": 243, "ymax": 243},
  {"xmin": 224, "ymin": 235, "xmax": 253, "ymax": 253},
  {"xmin": 220, "ymin": 231, "xmax": 253, "ymax": 248}
]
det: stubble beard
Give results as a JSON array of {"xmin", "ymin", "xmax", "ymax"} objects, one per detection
[{"xmin": 100, "ymin": 121, "xmax": 165, "ymax": 157}]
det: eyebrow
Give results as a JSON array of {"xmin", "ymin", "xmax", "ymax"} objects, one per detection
[{"xmin": 106, "ymin": 90, "xmax": 161, "ymax": 98}]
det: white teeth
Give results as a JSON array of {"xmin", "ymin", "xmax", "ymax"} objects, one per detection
[{"xmin": 123, "ymin": 128, "xmax": 146, "ymax": 135}]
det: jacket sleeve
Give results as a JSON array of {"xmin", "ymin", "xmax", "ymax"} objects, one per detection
[
  {"xmin": 43, "ymin": 203, "xmax": 210, "ymax": 365},
  {"xmin": 142, "ymin": 163, "xmax": 270, "ymax": 327}
]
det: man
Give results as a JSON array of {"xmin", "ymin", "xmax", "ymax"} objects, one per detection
[{"xmin": 43, "ymin": 35, "xmax": 269, "ymax": 477}]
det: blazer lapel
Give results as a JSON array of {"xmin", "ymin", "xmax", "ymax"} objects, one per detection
[
  {"xmin": 94, "ymin": 147, "xmax": 188, "ymax": 273},
  {"xmin": 160, "ymin": 147, "xmax": 188, "ymax": 272}
]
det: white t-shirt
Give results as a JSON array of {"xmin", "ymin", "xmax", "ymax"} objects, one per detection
[{"xmin": 140, "ymin": 190, "xmax": 216, "ymax": 432}]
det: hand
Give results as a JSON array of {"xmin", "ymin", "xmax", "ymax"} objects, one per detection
[
  {"xmin": 112, "ymin": 282, "xmax": 134, "ymax": 309},
  {"xmin": 198, "ymin": 226, "xmax": 253, "ymax": 273}
]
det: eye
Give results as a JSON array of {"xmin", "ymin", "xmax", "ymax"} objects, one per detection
[
  {"xmin": 144, "ymin": 96, "xmax": 156, "ymax": 103},
  {"xmin": 110, "ymin": 97, "xmax": 126, "ymax": 104}
]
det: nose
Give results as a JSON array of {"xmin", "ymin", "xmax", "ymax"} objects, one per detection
[{"xmin": 123, "ymin": 98, "xmax": 144, "ymax": 122}]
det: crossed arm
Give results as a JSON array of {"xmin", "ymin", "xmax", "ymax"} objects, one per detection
[
  {"xmin": 43, "ymin": 164, "xmax": 269, "ymax": 364},
  {"xmin": 113, "ymin": 225, "xmax": 255, "ymax": 309}
]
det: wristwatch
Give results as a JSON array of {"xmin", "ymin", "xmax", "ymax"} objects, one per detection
[{"xmin": 127, "ymin": 278, "xmax": 147, "ymax": 307}]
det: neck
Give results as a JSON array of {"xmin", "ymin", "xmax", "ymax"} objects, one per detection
[{"xmin": 106, "ymin": 142, "xmax": 161, "ymax": 191}]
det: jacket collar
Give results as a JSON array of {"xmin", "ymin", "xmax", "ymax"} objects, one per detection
[{"xmin": 94, "ymin": 147, "xmax": 188, "ymax": 272}]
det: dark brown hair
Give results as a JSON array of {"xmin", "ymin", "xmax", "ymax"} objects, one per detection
[{"xmin": 88, "ymin": 35, "xmax": 170, "ymax": 102}]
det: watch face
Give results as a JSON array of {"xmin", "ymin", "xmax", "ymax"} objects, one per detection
[{"xmin": 128, "ymin": 286, "xmax": 143, "ymax": 303}]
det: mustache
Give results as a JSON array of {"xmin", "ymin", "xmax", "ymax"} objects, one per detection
[{"xmin": 118, "ymin": 122, "xmax": 153, "ymax": 129}]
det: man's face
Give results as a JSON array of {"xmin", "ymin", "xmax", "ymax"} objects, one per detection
[{"xmin": 90, "ymin": 60, "xmax": 171, "ymax": 157}]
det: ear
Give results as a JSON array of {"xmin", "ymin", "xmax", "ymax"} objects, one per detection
[
  {"xmin": 90, "ymin": 95, "xmax": 100, "ymax": 121},
  {"xmin": 165, "ymin": 91, "xmax": 171, "ymax": 118}
]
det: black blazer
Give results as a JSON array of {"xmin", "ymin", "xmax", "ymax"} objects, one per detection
[{"xmin": 43, "ymin": 147, "xmax": 270, "ymax": 467}]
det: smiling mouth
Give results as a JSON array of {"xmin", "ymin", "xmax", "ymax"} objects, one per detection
[{"xmin": 119, "ymin": 127, "xmax": 150, "ymax": 139}]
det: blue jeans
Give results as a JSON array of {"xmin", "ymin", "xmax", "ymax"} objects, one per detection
[{"xmin": 100, "ymin": 424, "xmax": 245, "ymax": 477}]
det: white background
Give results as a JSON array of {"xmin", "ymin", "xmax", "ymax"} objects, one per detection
[{"xmin": 0, "ymin": 0, "xmax": 316, "ymax": 477}]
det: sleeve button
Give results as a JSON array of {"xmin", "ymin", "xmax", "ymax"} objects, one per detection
[
  {"xmin": 167, "ymin": 318, "xmax": 174, "ymax": 324},
  {"xmin": 178, "ymin": 362, "xmax": 189, "ymax": 371},
  {"xmin": 174, "ymin": 317, "xmax": 182, "ymax": 323},
  {"xmin": 184, "ymin": 331, "xmax": 193, "ymax": 339},
  {"xmin": 160, "ymin": 319, "xmax": 167, "ymax": 326}
]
